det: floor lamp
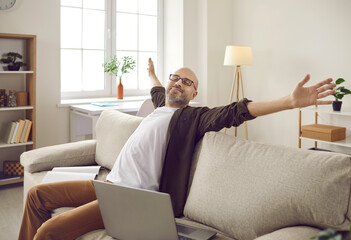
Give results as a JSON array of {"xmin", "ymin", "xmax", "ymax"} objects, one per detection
[{"xmin": 223, "ymin": 46, "xmax": 252, "ymax": 140}]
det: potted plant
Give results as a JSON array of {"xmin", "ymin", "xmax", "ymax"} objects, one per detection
[
  {"xmin": 0, "ymin": 52, "xmax": 26, "ymax": 71},
  {"xmin": 310, "ymin": 227, "xmax": 351, "ymax": 240},
  {"xmin": 331, "ymin": 78, "xmax": 351, "ymax": 111},
  {"xmin": 103, "ymin": 56, "xmax": 136, "ymax": 99},
  {"xmin": 310, "ymin": 228, "xmax": 341, "ymax": 240}
]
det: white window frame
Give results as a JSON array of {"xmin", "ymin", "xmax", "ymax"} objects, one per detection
[{"xmin": 60, "ymin": 0, "xmax": 163, "ymax": 100}]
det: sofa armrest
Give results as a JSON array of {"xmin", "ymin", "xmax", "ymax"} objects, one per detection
[{"xmin": 21, "ymin": 140, "xmax": 97, "ymax": 173}]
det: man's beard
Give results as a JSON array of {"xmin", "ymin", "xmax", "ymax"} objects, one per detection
[{"xmin": 166, "ymin": 87, "xmax": 189, "ymax": 106}]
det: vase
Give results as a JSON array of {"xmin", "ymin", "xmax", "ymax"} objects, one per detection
[
  {"xmin": 7, "ymin": 90, "xmax": 17, "ymax": 107},
  {"xmin": 117, "ymin": 78, "xmax": 123, "ymax": 99},
  {"xmin": 15, "ymin": 91, "xmax": 28, "ymax": 106},
  {"xmin": 332, "ymin": 101, "xmax": 342, "ymax": 111},
  {"xmin": 0, "ymin": 89, "xmax": 6, "ymax": 107}
]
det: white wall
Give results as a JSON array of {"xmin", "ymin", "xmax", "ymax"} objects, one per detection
[
  {"xmin": 0, "ymin": 0, "xmax": 69, "ymax": 148},
  {"xmin": 206, "ymin": 0, "xmax": 235, "ymax": 108},
  {"xmin": 183, "ymin": 0, "xmax": 208, "ymax": 105},
  {"xmin": 230, "ymin": 0, "xmax": 351, "ymax": 153},
  {"xmin": 163, "ymin": 0, "xmax": 184, "ymax": 83}
]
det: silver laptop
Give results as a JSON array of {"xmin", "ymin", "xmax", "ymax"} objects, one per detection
[{"xmin": 93, "ymin": 181, "xmax": 217, "ymax": 240}]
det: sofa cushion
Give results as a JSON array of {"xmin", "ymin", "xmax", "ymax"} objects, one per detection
[
  {"xmin": 184, "ymin": 132, "xmax": 351, "ymax": 240},
  {"xmin": 95, "ymin": 110, "xmax": 143, "ymax": 170}
]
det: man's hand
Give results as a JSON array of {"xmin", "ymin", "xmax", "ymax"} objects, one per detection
[
  {"xmin": 247, "ymin": 74, "xmax": 336, "ymax": 117},
  {"xmin": 289, "ymin": 74, "xmax": 336, "ymax": 108},
  {"xmin": 148, "ymin": 58, "xmax": 162, "ymax": 87},
  {"xmin": 148, "ymin": 58, "xmax": 156, "ymax": 77}
]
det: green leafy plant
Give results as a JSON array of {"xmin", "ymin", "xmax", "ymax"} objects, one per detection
[
  {"xmin": 310, "ymin": 228, "xmax": 342, "ymax": 240},
  {"xmin": 103, "ymin": 56, "xmax": 136, "ymax": 78},
  {"xmin": 0, "ymin": 52, "xmax": 26, "ymax": 68},
  {"xmin": 331, "ymin": 78, "xmax": 351, "ymax": 102}
]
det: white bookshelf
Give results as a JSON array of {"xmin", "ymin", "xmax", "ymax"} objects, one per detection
[
  {"xmin": 301, "ymin": 106, "xmax": 351, "ymax": 116},
  {"xmin": 0, "ymin": 141, "xmax": 34, "ymax": 149},
  {"xmin": 0, "ymin": 106, "xmax": 34, "ymax": 111},
  {"xmin": 299, "ymin": 137, "xmax": 351, "ymax": 148},
  {"xmin": 298, "ymin": 106, "xmax": 351, "ymax": 149},
  {"xmin": 0, "ymin": 71, "xmax": 34, "ymax": 74}
]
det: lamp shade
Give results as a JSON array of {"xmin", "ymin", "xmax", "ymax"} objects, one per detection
[{"xmin": 224, "ymin": 46, "xmax": 253, "ymax": 66}]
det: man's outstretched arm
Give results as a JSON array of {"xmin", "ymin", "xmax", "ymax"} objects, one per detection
[
  {"xmin": 148, "ymin": 58, "xmax": 163, "ymax": 87},
  {"xmin": 246, "ymin": 74, "xmax": 336, "ymax": 117}
]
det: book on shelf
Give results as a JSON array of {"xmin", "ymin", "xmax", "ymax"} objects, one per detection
[
  {"xmin": 23, "ymin": 120, "xmax": 32, "ymax": 142},
  {"xmin": 14, "ymin": 119, "xmax": 25, "ymax": 144},
  {"xmin": 41, "ymin": 166, "xmax": 101, "ymax": 184},
  {"xmin": 2, "ymin": 121, "xmax": 16, "ymax": 144},
  {"xmin": 20, "ymin": 119, "xmax": 31, "ymax": 143},
  {"xmin": 2, "ymin": 119, "xmax": 32, "ymax": 144},
  {"xmin": 10, "ymin": 122, "xmax": 20, "ymax": 144},
  {"xmin": 91, "ymin": 102, "xmax": 118, "ymax": 107}
]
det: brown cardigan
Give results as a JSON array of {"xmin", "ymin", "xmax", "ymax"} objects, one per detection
[{"xmin": 150, "ymin": 86, "xmax": 256, "ymax": 217}]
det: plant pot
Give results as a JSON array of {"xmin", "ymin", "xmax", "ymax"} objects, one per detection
[
  {"xmin": 7, "ymin": 65, "xmax": 20, "ymax": 71},
  {"xmin": 332, "ymin": 101, "xmax": 342, "ymax": 111},
  {"xmin": 117, "ymin": 78, "xmax": 123, "ymax": 99}
]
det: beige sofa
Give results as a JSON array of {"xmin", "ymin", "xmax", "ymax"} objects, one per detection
[{"xmin": 21, "ymin": 109, "xmax": 351, "ymax": 240}]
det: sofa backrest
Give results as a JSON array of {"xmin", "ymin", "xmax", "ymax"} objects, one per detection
[
  {"xmin": 95, "ymin": 110, "xmax": 143, "ymax": 170},
  {"xmin": 184, "ymin": 131, "xmax": 351, "ymax": 240}
]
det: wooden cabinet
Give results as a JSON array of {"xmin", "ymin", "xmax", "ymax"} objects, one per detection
[
  {"xmin": 298, "ymin": 106, "xmax": 351, "ymax": 149},
  {"xmin": 0, "ymin": 33, "xmax": 36, "ymax": 186}
]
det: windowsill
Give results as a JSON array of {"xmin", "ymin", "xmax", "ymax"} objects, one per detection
[{"xmin": 58, "ymin": 95, "xmax": 150, "ymax": 107}]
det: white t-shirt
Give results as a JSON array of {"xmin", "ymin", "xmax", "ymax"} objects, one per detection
[{"xmin": 106, "ymin": 106, "xmax": 179, "ymax": 191}]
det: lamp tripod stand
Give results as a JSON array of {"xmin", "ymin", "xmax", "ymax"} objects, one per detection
[{"xmin": 224, "ymin": 65, "xmax": 248, "ymax": 140}]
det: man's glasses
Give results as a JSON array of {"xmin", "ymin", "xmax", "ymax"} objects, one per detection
[{"xmin": 169, "ymin": 74, "xmax": 197, "ymax": 90}]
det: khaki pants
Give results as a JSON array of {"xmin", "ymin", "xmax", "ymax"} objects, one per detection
[{"xmin": 18, "ymin": 180, "xmax": 104, "ymax": 240}]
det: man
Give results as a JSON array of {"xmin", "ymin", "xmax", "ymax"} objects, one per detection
[{"xmin": 19, "ymin": 58, "xmax": 336, "ymax": 240}]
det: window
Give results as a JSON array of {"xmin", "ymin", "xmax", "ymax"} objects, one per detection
[{"xmin": 60, "ymin": 0, "xmax": 162, "ymax": 99}]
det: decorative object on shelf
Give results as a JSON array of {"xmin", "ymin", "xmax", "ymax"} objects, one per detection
[
  {"xmin": 0, "ymin": 88, "xmax": 7, "ymax": 107},
  {"xmin": 103, "ymin": 55, "xmax": 136, "ymax": 99},
  {"xmin": 302, "ymin": 124, "xmax": 346, "ymax": 142},
  {"xmin": 223, "ymin": 45, "xmax": 253, "ymax": 139},
  {"xmin": 3, "ymin": 161, "xmax": 24, "ymax": 177},
  {"xmin": 330, "ymin": 78, "xmax": 351, "ymax": 111},
  {"xmin": 15, "ymin": 91, "xmax": 28, "ymax": 106},
  {"xmin": 7, "ymin": 89, "xmax": 16, "ymax": 107},
  {"xmin": 0, "ymin": 52, "xmax": 26, "ymax": 71}
]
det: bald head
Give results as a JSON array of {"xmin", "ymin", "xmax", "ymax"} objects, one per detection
[
  {"xmin": 174, "ymin": 67, "xmax": 198, "ymax": 89},
  {"xmin": 165, "ymin": 67, "xmax": 198, "ymax": 108}
]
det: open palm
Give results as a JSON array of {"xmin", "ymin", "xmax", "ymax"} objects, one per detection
[{"xmin": 290, "ymin": 74, "xmax": 336, "ymax": 108}]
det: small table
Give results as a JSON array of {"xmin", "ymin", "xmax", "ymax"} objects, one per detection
[{"xmin": 70, "ymin": 101, "xmax": 144, "ymax": 141}]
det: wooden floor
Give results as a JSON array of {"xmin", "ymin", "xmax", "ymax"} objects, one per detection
[{"xmin": 0, "ymin": 182, "xmax": 23, "ymax": 240}]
